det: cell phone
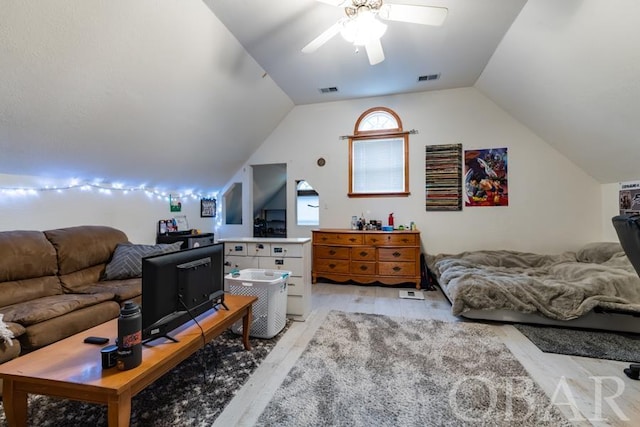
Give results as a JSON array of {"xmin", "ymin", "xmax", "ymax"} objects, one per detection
[{"xmin": 84, "ymin": 336, "xmax": 110, "ymax": 345}]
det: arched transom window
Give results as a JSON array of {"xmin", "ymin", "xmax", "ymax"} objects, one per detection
[{"xmin": 348, "ymin": 107, "xmax": 410, "ymax": 197}]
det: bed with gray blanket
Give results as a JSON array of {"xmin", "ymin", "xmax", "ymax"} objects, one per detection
[{"xmin": 426, "ymin": 242, "xmax": 640, "ymax": 332}]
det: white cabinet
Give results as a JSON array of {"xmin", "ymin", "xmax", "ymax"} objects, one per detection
[{"xmin": 220, "ymin": 237, "xmax": 311, "ymax": 321}]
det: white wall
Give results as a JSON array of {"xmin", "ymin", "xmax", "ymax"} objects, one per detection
[
  {"xmin": 0, "ymin": 173, "xmax": 217, "ymax": 244},
  {"xmin": 220, "ymin": 87, "xmax": 603, "ymax": 255}
]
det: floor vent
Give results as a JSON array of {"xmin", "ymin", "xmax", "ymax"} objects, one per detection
[
  {"xmin": 399, "ymin": 290, "xmax": 425, "ymax": 300},
  {"xmin": 418, "ymin": 73, "xmax": 440, "ymax": 82},
  {"xmin": 319, "ymin": 86, "xmax": 339, "ymax": 93}
]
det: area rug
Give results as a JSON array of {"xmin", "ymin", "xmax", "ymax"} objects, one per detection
[
  {"xmin": 0, "ymin": 323, "xmax": 290, "ymax": 427},
  {"xmin": 514, "ymin": 323, "xmax": 640, "ymax": 362},
  {"xmin": 256, "ymin": 311, "xmax": 570, "ymax": 426}
]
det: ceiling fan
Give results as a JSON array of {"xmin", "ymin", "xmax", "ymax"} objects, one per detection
[{"xmin": 302, "ymin": 0, "xmax": 448, "ymax": 65}]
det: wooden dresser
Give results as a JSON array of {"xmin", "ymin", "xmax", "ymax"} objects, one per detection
[{"xmin": 312, "ymin": 229, "xmax": 421, "ymax": 288}]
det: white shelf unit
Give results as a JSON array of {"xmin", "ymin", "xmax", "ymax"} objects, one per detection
[{"xmin": 219, "ymin": 237, "xmax": 311, "ymax": 321}]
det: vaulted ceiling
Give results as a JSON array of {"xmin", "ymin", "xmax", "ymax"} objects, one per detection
[
  {"xmin": 204, "ymin": 0, "xmax": 640, "ymax": 185},
  {"xmin": 1, "ymin": 0, "xmax": 638, "ymax": 193}
]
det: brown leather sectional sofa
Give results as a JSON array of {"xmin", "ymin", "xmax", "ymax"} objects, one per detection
[{"xmin": 0, "ymin": 225, "xmax": 143, "ymax": 369}]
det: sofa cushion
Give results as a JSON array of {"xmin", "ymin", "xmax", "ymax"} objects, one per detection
[
  {"xmin": 0, "ymin": 276, "xmax": 63, "ymax": 312},
  {"xmin": 57, "ymin": 264, "xmax": 108, "ymax": 293},
  {"xmin": 2, "ymin": 319, "xmax": 26, "ymax": 340},
  {"xmin": 74, "ymin": 278, "xmax": 142, "ymax": 303},
  {"xmin": 0, "ymin": 230, "xmax": 59, "ymax": 281},
  {"xmin": 0, "ymin": 338, "xmax": 21, "ymax": 364},
  {"xmin": 44, "ymin": 225, "xmax": 129, "ymax": 291},
  {"xmin": 0, "ymin": 292, "xmax": 115, "ymax": 326},
  {"xmin": 0, "ymin": 317, "xmax": 25, "ymax": 351},
  {"xmin": 102, "ymin": 242, "xmax": 183, "ymax": 280},
  {"xmin": 0, "ymin": 230, "xmax": 62, "ymax": 307},
  {"xmin": 20, "ymin": 301, "xmax": 120, "ymax": 351},
  {"xmin": 44, "ymin": 225, "xmax": 129, "ymax": 275}
]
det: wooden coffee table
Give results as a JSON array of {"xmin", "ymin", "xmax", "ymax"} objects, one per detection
[{"xmin": 0, "ymin": 294, "xmax": 257, "ymax": 427}]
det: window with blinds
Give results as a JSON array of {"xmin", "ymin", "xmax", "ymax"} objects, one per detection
[{"xmin": 348, "ymin": 107, "xmax": 410, "ymax": 197}]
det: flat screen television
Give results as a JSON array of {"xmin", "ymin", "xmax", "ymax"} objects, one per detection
[{"xmin": 141, "ymin": 242, "xmax": 225, "ymax": 343}]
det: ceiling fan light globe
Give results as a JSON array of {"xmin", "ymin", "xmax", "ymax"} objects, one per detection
[{"xmin": 340, "ymin": 12, "xmax": 387, "ymax": 46}]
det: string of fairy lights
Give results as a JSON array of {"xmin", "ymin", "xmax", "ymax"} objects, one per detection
[{"xmin": 0, "ymin": 179, "xmax": 217, "ymax": 202}]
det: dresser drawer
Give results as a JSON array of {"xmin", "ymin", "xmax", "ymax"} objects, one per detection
[
  {"xmin": 247, "ymin": 242, "xmax": 270, "ymax": 256},
  {"xmin": 351, "ymin": 247, "xmax": 375, "ymax": 261},
  {"xmin": 225, "ymin": 243, "xmax": 248, "ymax": 256},
  {"xmin": 314, "ymin": 245, "xmax": 350, "ymax": 260},
  {"xmin": 351, "ymin": 261, "xmax": 376, "ymax": 275},
  {"xmin": 365, "ymin": 233, "xmax": 417, "ymax": 246},
  {"xmin": 378, "ymin": 247, "xmax": 417, "ymax": 262},
  {"xmin": 314, "ymin": 232, "xmax": 363, "ymax": 245},
  {"xmin": 258, "ymin": 257, "xmax": 303, "ymax": 276},
  {"xmin": 378, "ymin": 261, "xmax": 416, "ymax": 276},
  {"xmin": 271, "ymin": 243, "xmax": 303, "ymax": 257},
  {"xmin": 287, "ymin": 294, "xmax": 308, "ymax": 317},
  {"xmin": 314, "ymin": 258, "xmax": 350, "ymax": 274},
  {"xmin": 224, "ymin": 255, "xmax": 259, "ymax": 272},
  {"xmin": 286, "ymin": 276, "xmax": 305, "ymax": 296}
]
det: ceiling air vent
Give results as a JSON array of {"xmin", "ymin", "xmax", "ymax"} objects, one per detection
[
  {"xmin": 418, "ymin": 73, "xmax": 440, "ymax": 82},
  {"xmin": 319, "ymin": 86, "xmax": 339, "ymax": 94}
]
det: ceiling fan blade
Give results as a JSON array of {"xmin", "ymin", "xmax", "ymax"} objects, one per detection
[
  {"xmin": 365, "ymin": 38, "xmax": 385, "ymax": 65},
  {"xmin": 302, "ymin": 22, "xmax": 342, "ymax": 54},
  {"xmin": 379, "ymin": 4, "xmax": 448, "ymax": 26}
]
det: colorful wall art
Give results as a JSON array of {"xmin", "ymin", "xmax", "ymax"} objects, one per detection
[{"xmin": 464, "ymin": 147, "xmax": 509, "ymax": 207}]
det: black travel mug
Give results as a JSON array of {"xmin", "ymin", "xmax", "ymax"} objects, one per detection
[{"xmin": 117, "ymin": 301, "xmax": 142, "ymax": 370}]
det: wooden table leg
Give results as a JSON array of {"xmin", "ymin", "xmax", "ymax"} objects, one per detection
[
  {"xmin": 107, "ymin": 389, "xmax": 131, "ymax": 427},
  {"xmin": 242, "ymin": 306, "xmax": 253, "ymax": 350},
  {"xmin": 2, "ymin": 379, "xmax": 28, "ymax": 427}
]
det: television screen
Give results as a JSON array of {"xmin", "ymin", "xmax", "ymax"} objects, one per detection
[{"xmin": 141, "ymin": 242, "xmax": 225, "ymax": 343}]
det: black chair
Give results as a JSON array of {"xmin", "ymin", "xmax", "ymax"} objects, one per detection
[{"xmin": 612, "ymin": 213, "xmax": 640, "ymax": 380}]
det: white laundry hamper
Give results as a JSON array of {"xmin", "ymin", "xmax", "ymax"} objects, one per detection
[{"xmin": 226, "ymin": 269, "xmax": 290, "ymax": 338}]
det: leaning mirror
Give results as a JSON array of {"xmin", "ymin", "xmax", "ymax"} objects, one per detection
[{"xmin": 224, "ymin": 183, "xmax": 243, "ymax": 225}]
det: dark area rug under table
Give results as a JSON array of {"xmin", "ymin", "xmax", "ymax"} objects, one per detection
[
  {"xmin": 0, "ymin": 321, "xmax": 290, "ymax": 427},
  {"xmin": 513, "ymin": 323, "xmax": 640, "ymax": 362}
]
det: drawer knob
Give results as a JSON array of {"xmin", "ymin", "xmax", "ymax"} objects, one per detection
[
  {"xmin": 349, "ymin": 238, "xmax": 357, "ymax": 243},
  {"xmin": 371, "ymin": 238, "xmax": 378, "ymax": 243},
  {"xmin": 329, "ymin": 263, "xmax": 336, "ymax": 269},
  {"xmin": 402, "ymin": 238, "xmax": 409, "ymax": 243},
  {"xmin": 321, "ymin": 237, "xmax": 328, "ymax": 241},
  {"xmin": 393, "ymin": 266, "xmax": 402, "ymax": 272},
  {"xmin": 393, "ymin": 251, "xmax": 401, "ymax": 258},
  {"xmin": 359, "ymin": 265, "xmax": 369, "ymax": 271},
  {"xmin": 329, "ymin": 249, "xmax": 336, "ymax": 255},
  {"xmin": 359, "ymin": 251, "xmax": 368, "ymax": 257}
]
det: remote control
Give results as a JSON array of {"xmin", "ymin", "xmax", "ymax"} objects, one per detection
[{"xmin": 84, "ymin": 336, "xmax": 109, "ymax": 345}]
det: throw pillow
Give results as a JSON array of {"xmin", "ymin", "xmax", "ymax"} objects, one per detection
[{"xmin": 102, "ymin": 242, "xmax": 183, "ymax": 280}]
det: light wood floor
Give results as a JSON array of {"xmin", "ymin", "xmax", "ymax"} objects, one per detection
[{"xmin": 213, "ymin": 283, "xmax": 640, "ymax": 427}]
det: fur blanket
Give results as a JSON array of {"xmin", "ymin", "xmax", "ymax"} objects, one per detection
[
  {"xmin": 427, "ymin": 243, "xmax": 640, "ymax": 321},
  {"xmin": 0, "ymin": 313, "xmax": 14, "ymax": 346}
]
